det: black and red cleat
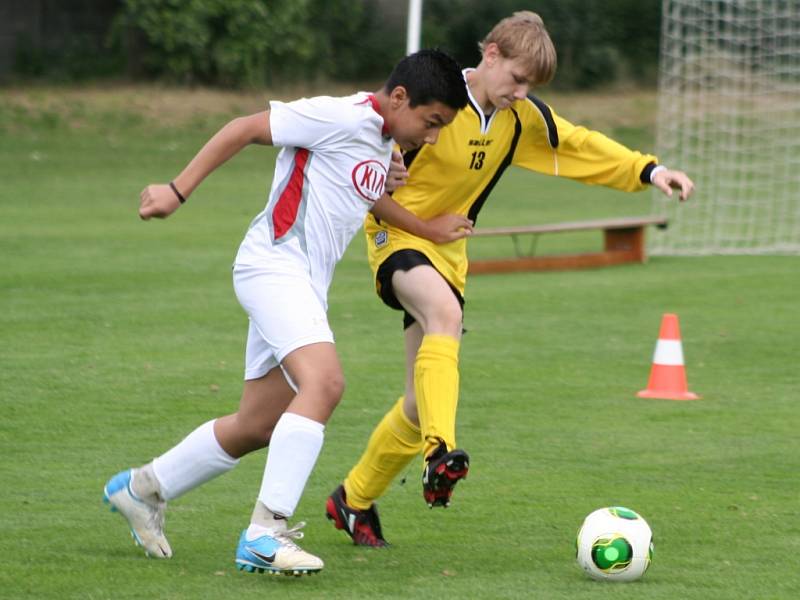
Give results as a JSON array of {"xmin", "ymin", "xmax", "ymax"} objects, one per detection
[
  {"xmin": 422, "ymin": 444, "xmax": 469, "ymax": 508},
  {"xmin": 325, "ymin": 484, "xmax": 388, "ymax": 547}
]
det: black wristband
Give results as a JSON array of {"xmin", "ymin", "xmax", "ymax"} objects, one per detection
[
  {"xmin": 169, "ymin": 181, "xmax": 186, "ymax": 204},
  {"xmin": 640, "ymin": 162, "xmax": 657, "ymax": 185}
]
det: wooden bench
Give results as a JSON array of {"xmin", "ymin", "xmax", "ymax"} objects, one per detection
[{"xmin": 468, "ymin": 216, "xmax": 668, "ymax": 274}]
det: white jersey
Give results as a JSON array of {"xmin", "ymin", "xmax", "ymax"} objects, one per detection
[{"xmin": 235, "ymin": 93, "xmax": 394, "ymax": 307}]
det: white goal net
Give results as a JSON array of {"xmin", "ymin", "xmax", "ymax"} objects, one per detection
[{"xmin": 651, "ymin": 0, "xmax": 800, "ymax": 255}]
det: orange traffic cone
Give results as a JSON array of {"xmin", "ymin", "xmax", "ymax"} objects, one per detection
[{"xmin": 637, "ymin": 313, "xmax": 700, "ymax": 400}]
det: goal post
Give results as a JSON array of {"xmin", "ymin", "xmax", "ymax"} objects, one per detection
[
  {"xmin": 406, "ymin": 0, "xmax": 423, "ymax": 55},
  {"xmin": 650, "ymin": 0, "xmax": 800, "ymax": 255}
]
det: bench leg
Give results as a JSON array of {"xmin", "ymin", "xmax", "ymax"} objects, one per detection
[{"xmin": 604, "ymin": 226, "xmax": 645, "ymax": 263}]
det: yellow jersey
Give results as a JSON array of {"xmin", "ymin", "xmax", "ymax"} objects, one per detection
[{"xmin": 365, "ymin": 84, "xmax": 657, "ymax": 295}]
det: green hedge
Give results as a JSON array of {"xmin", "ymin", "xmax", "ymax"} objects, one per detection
[
  {"xmin": 425, "ymin": 0, "xmax": 661, "ymax": 89},
  {"xmin": 13, "ymin": 0, "xmax": 661, "ymax": 89},
  {"xmin": 115, "ymin": 0, "xmax": 317, "ymax": 85}
]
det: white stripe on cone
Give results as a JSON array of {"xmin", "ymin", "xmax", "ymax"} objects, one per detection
[{"xmin": 652, "ymin": 339, "xmax": 684, "ymax": 366}]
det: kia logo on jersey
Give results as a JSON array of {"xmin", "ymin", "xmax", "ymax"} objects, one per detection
[{"xmin": 352, "ymin": 159, "xmax": 387, "ymax": 203}]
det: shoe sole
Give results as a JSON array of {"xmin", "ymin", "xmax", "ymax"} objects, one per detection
[
  {"xmin": 235, "ymin": 559, "xmax": 321, "ymax": 576},
  {"xmin": 424, "ymin": 450, "xmax": 469, "ymax": 508}
]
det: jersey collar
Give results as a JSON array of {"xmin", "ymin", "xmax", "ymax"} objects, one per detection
[
  {"xmin": 463, "ymin": 69, "xmax": 497, "ymax": 135},
  {"xmin": 363, "ymin": 94, "xmax": 390, "ymax": 136}
]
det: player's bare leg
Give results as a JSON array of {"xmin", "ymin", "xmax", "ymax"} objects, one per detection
[
  {"xmin": 401, "ymin": 322, "xmax": 424, "ymax": 422},
  {"xmin": 280, "ymin": 341, "xmax": 345, "ymax": 424},
  {"xmin": 215, "ymin": 366, "xmax": 295, "ymax": 458}
]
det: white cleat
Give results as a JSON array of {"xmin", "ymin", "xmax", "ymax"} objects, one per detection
[
  {"xmin": 235, "ymin": 522, "xmax": 323, "ymax": 576},
  {"xmin": 103, "ymin": 469, "xmax": 172, "ymax": 558}
]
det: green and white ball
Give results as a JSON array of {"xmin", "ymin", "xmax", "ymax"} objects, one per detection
[{"xmin": 576, "ymin": 506, "xmax": 653, "ymax": 582}]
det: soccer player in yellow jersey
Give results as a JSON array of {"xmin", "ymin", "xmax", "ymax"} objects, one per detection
[{"xmin": 325, "ymin": 12, "xmax": 695, "ymax": 546}]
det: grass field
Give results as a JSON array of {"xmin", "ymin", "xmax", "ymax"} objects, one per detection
[{"xmin": 1, "ymin": 87, "xmax": 798, "ymax": 599}]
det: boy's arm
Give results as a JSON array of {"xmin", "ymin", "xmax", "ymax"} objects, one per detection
[
  {"xmin": 139, "ymin": 111, "xmax": 272, "ymax": 220},
  {"xmin": 370, "ymin": 194, "xmax": 473, "ymax": 243},
  {"xmin": 518, "ymin": 113, "xmax": 654, "ymax": 192},
  {"xmin": 514, "ymin": 101, "xmax": 694, "ymax": 199}
]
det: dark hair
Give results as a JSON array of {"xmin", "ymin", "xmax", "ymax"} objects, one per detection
[{"xmin": 384, "ymin": 49, "xmax": 468, "ymax": 110}]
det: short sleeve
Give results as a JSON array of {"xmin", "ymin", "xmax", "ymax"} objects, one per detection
[{"xmin": 269, "ymin": 97, "xmax": 353, "ymax": 150}]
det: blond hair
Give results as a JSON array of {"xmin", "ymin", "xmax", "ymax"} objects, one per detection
[{"xmin": 479, "ymin": 11, "xmax": 557, "ymax": 86}]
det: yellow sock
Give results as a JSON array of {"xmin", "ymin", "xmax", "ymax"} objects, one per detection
[
  {"xmin": 414, "ymin": 334, "xmax": 460, "ymax": 458},
  {"xmin": 343, "ymin": 397, "xmax": 423, "ymax": 510}
]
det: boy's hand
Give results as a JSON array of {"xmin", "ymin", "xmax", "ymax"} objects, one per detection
[
  {"xmin": 652, "ymin": 169, "xmax": 695, "ymax": 201},
  {"xmin": 139, "ymin": 184, "xmax": 182, "ymax": 220},
  {"xmin": 422, "ymin": 214, "xmax": 474, "ymax": 244},
  {"xmin": 385, "ymin": 150, "xmax": 409, "ymax": 193}
]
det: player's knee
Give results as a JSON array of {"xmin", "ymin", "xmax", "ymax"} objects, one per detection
[
  {"xmin": 325, "ymin": 371, "xmax": 346, "ymax": 405},
  {"xmin": 423, "ymin": 301, "xmax": 463, "ymax": 335},
  {"xmin": 402, "ymin": 395, "xmax": 420, "ymax": 425},
  {"xmin": 305, "ymin": 369, "xmax": 345, "ymax": 409},
  {"xmin": 235, "ymin": 414, "xmax": 273, "ymax": 449}
]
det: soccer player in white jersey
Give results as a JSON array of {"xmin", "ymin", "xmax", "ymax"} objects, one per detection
[{"xmin": 102, "ymin": 49, "xmax": 470, "ymax": 576}]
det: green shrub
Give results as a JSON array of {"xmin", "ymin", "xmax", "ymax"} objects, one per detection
[
  {"xmin": 115, "ymin": 0, "xmax": 320, "ymax": 86},
  {"xmin": 425, "ymin": 0, "xmax": 660, "ymax": 89}
]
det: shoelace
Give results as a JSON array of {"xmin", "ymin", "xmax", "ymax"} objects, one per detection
[{"xmin": 274, "ymin": 522, "xmax": 307, "ymax": 552}]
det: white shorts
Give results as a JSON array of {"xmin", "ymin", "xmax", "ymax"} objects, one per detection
[{"xmin": 233, "ymin": 265, "xmax": 335, "ymax": 381}]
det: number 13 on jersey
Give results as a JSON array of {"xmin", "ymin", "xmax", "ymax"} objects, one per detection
[{"xmin": 469, "ymin": 151, "xmax": 485, "ymax": 170}]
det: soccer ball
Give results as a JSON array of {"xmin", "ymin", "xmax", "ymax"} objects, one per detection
[{"xmin": 575, "ymin": 506, "xmax": 653, "ymax": 582}]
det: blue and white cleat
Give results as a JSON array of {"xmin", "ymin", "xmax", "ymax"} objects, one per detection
[
  {"xmin": 235, "ymin": 523, "xmax": 323, "ymax": 576},
  {"xmin": 103, "ymin": 469, "xmax": 172, "ymax": 558}
]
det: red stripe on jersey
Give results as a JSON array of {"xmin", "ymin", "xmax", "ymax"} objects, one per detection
[
  {"xmin": 272, "ymin": 148, "xmax": 309, "ymax": 240},
  {"xmin": 357, "ymin": 94, "xmax": 389, "ymax": 136}
]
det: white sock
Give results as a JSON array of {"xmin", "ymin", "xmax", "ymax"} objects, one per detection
[
  {"xmin": 246, "ymin": 501, "xmax": 288, "ymax": 540},
  {"xmin": 130, "ymin": 463, "xmax": 163, "ymax": 502},
  {"xmin": 152, "ymin": 419, "xmax": 239, "ymax": 500},
  {"xmin": 258, "ymin": 412, "xmax": 324, "ymax": 518}
]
